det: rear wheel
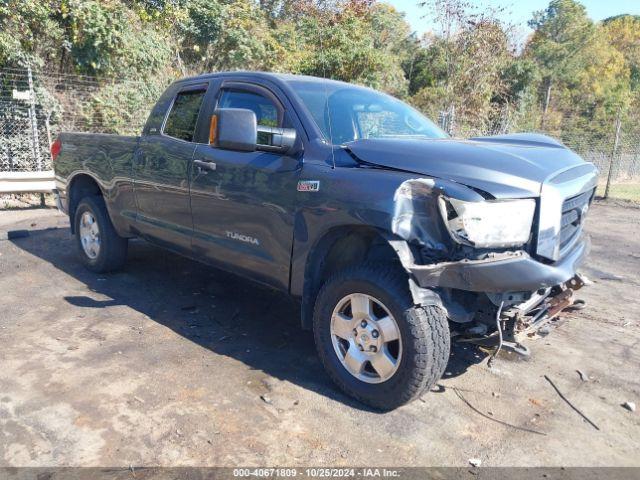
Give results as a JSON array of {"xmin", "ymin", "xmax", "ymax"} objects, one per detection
[
  {"xmin": 313, "ymin": 264, "xmax": 450, "ymax": 410},
  {"xmin": 74, "ymin": 195, "xmax": 127, "ymax": 273}
]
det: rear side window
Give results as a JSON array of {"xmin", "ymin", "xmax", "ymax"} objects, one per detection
[{"xmin": 163, "ymin": 89, "xmax": 206, "ymax": 142}]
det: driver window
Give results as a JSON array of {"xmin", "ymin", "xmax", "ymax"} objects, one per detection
[
  {"xmin": 218, "ymin": 88, "xmax": 288, "ymax": 147},
  {"xmin": 218, "ymin": 89, "xmax": 279, "ymax": 127}
]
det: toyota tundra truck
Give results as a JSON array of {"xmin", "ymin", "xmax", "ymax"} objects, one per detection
[{"xmin": 52, "ymin": 71, "xmax": 598, "ymax": 410}]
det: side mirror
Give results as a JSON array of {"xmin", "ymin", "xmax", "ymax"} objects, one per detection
[
  {"xmin": 212, "ymin": 108, "xmax": 297, "ymax": 154},
  {"xmin": 214, "ymin": 108, "xmax": 257, "ymax": 152},
  {"xmin": 256, "ymin": 125, "xmax": 297, "ymax": 154}
]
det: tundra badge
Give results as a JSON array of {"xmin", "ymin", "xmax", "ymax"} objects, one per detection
[{"xmin": 225, "ymin": 231, "xmax": 260, "ymax": 246}]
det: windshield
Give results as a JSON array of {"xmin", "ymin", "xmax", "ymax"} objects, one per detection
[{"xmin": 288, "ymin": 80, "xmax": 448, "ymax": 144}]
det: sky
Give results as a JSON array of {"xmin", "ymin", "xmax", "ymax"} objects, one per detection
[{"xmin": 387, "ymin": 0, "xmax": 640, "ymax": 40}]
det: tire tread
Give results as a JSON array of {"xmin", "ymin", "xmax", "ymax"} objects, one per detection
[{"xmin": 313, "ymin": 263, "xmax": 450, "ymax": 410}]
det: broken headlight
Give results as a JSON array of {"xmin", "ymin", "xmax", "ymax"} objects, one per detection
[{"xmin": 439, "ymin": 197, "xmax": 535, "ymax": 248}]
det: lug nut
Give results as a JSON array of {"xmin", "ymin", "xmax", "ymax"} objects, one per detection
[
  {"xmin": 369, "ymin": 346, "xmax": 377, "ymax": 353},
  {"xmin": 353, "ymin": 328, "xmax": 358, "ymax": 336},
  {"xmin": 358, "ymin": 344, "xmax": 364, "ymax": 351},
  {"xmin": 371, "ymin": 329, "xmax": 379, "ymax": 338},
  {"xmin": 360, "ymin": 320, "xmax": 368, "ymax": 328}
]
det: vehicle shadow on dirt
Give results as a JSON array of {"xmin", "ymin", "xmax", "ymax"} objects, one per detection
[{"xmin": 12, "ymin": 226, "xmax": 486, "ymax": 410}]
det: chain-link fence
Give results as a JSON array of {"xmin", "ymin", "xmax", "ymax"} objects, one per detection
[
  {"xmin": 439, "ymin": 109, "xmax": 640, "ymax": 202},
  {"xmin": 1, "ymin": 66, "xmax": 639, "ymax": 202},
  {"xmin": 567, "ymin": 132, "xmax": 640, "ymax": 200},
  {"xmin": 0, "ymin": 109, "xmax": 53, "ymax": 173},
  {"xmin": 0, "ymin": 67, "xmax": 150, "ymax": 192},
  {"xmin": 0, "ymin": 67, "xmax": 54, "ymax": 173}
]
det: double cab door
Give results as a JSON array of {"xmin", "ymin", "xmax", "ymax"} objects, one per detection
[
  {"xmin": 133, "ymin": 83, "xmax": 208, "ymax": 253},
  {"xmin": 133, "ymin": 79, "xmax": 302, "ymax": 291}
]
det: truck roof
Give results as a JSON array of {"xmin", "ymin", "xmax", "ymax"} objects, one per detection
[{"xmin": 173, "ymin": 71, "xmax": 354, "ymax": 89}]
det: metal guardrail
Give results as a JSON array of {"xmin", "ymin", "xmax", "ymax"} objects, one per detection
[{"xmin": 0, "ymin": 170, "xmax": 55, "ymax": 193}]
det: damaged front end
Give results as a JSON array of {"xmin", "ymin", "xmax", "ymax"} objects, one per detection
[
  {"xmin": 454, "ymin": 273, "xmax": 589, "ymax": 357},
  {"xmin": 384, "ymin": 165, "xmax": 598, "ymax": 356}
]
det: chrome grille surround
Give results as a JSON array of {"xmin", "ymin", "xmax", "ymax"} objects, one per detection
[
  {"xmin": 559, "ymin": 189, "xmax": 594, "ymax": 257},
  {"xmin": 537, "ymin": 163, "xmax": 598, "ymax": 262}
]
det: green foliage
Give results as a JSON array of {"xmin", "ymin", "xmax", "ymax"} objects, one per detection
[
  {"xmin": 62, "ymin": 0, "xmax": 174, "ymax": 76},
  {"xmin": 603, "ymin": 15, "xmax": 640, "ymax": 90},
  {"xmin": 524, "ymin": 0, "xmax": 633, "ymax": 140},
  {"xmin": 0, "ymin": 0, "xmax": 64, "ymax": 67},
  {"xmin": 501, "ymin": 58, "xmax": 541, "ymax": 103},
  {"xmin": 81, "ymin": 76, "xmax": 172, "ymax": 135},
  {"xmin": 409, "ymin": 0, "xmax": 517, "ymax": 135},
  {"xmin": 289, "ymin": 3, "xmax": 409, "ymax": 95},
  {"xmin": 527, "ymin": 0, "xmax": 596, "ymax": 83},
  {"xmin": 0, "ymin": 0, "xmax": 638, "ymax": 142}
]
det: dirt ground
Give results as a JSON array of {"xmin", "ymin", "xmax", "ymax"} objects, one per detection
[{"xmin": 0, "ymin": 200, "xmax": 639, "ymax": 467}]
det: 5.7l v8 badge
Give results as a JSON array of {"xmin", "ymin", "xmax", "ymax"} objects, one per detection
[{"xmin": 297, "ymin": 180, "xmax": 320, "ymax": 192}]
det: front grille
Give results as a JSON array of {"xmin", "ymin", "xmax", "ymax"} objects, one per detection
[
  {"xmin": 536, "ymin": 164, "xmax": 598, "ymax": 261},
  {"xmin": 558, "ymin": 188, "xmax": 594, "ymax": 256}
]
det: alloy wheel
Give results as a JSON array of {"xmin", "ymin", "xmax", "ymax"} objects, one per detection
[
  {"xmin": 330, "ymin": 293, "xmax": 402, "ymax": 384},
  {"xmin": 79, "ymin": 211, "xmax": 101, "ymax": 259}
]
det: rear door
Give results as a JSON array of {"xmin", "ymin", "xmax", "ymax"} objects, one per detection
[
  {"xmin": 133, "ymin": 84, "xmax": 208, "ymax": 252},
  {"xmin": 190, "ymin": 82, "xmax": 303, "ymax": 290}
]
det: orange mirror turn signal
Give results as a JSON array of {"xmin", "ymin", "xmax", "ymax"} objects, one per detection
[{"xmin": 209, "ymin": 114, "xmax": 218, "ymax": 145}]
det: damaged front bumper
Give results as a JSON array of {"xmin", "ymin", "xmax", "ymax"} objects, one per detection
[
  {"xmin": 408, "ymin": 235, "xmax": 590, "ymax": 294},
  {"xmin": 454, "ymin": 272, "xmax": 588, "ymax": 357},
  {"xmin": 404, "ymin": 236, "xmax": 592, "ymax": 357}
]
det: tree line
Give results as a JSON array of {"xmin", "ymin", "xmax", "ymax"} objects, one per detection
[{"xmin": 1, "ymin": 0, "xmax": 639, "ymax": 144}]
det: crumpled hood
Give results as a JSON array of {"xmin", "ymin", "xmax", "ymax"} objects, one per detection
[{"xmin": 345, "ymin": 133, "xmax": 589, "ymax": 198}]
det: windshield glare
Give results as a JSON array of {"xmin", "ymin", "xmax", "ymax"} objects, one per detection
[{"xmin": 289, "ymin": 80, "xmax": 448, "ymax": 144}]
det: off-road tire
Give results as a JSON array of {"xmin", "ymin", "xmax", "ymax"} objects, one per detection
[
  {"xmin": 74, "ymin": 195, "xmax": 128, "ymax": 273},
  {"xmin": 313, "ymin": 263, "xmax": 450, "ymax": 410}
]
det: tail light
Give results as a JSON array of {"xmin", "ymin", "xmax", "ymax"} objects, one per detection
[{"xmin": 51, "ymin": 138, "xmax": 62, "ymax": 162}]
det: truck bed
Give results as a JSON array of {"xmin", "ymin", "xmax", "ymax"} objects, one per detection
[{"xmin": 54, "ymin": 132, "xmax": 141, "ymax": 232}]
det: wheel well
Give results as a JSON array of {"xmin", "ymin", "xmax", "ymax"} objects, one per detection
[
  {"xmin": 300, "ymin": 226, "xmax": 403, "ymax": 329},
  {"xmin": 68, "ymin": 174, "xmax": 102, "ymax": 233}
]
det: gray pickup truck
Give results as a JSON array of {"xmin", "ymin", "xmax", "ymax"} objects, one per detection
[{"xmin": 53, "ymin": 71, "xmax": 597, "ymax": 410}]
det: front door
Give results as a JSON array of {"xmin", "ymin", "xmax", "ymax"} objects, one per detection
[
  {"xmin": 190, "ymin": 84, "xmax": 302, "ymax": 290},
  {"xmin": 133, "ymin": 84, "xmax": 207, "ymax": 252}
]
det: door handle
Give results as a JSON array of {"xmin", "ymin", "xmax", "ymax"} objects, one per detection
[{"xmin": 193, "ymin": 159, "xmax": 217, "ymax": 173}]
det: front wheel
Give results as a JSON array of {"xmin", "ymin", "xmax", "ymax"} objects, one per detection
[{"xmin": 313, "ymin": 264, "xmax": 450, "ymax": 410}]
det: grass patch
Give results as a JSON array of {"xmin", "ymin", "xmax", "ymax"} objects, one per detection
[{"xmin": 596, "ymin": 183, "xmax": 640, "ymax": 202}]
